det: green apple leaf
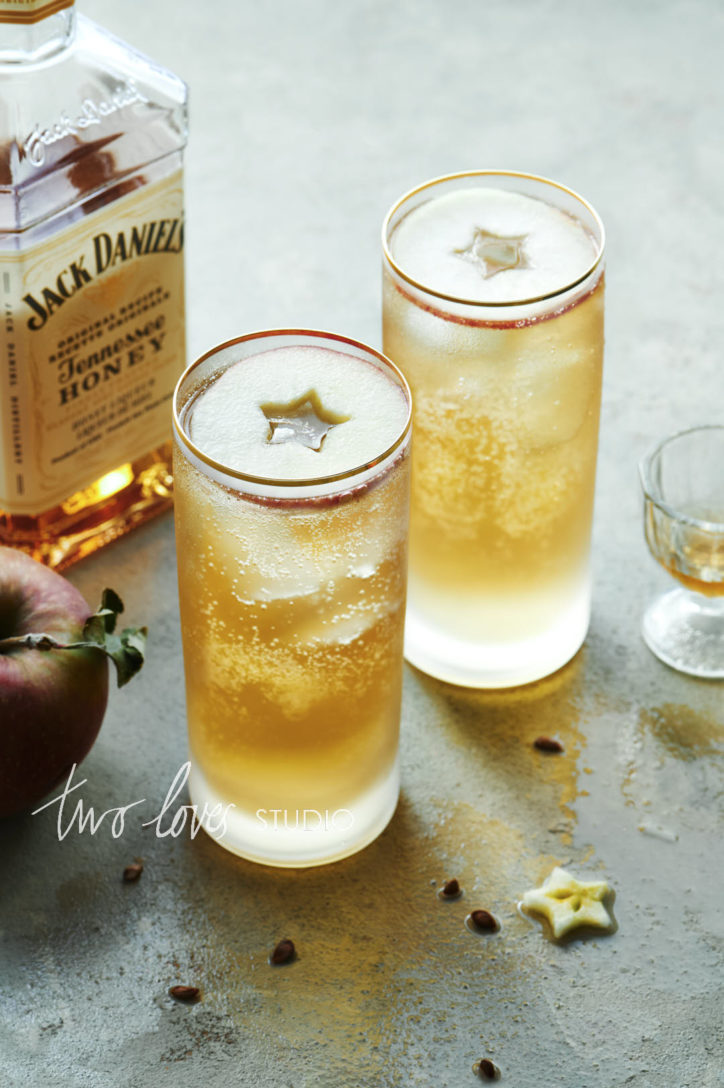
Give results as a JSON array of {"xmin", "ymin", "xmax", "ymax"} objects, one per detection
[
  {"xmin": 0, "ymin": 589, "xmax": 147, "ymax": 688},
  {"xmin": 82, "ymin": 588, "xmax": 124, "ymax": 642},
  {"xmin": 80, "ymin": 590, "xmax": 147, "ymax": 687}
]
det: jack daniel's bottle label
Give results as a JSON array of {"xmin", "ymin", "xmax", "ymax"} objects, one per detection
[{"xmin": 0, "ymin": 170, "xmax": 185, "ymax": 515}]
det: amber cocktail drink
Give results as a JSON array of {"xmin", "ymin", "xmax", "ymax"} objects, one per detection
[
  {"xmin": 640, "ymin": 425, "xmax": 724, "ymax": 679},
  {"xmin": 173, "ymin": 331, "xmax": 411, "ymax": 866},
  {"xmin": 383, "ymin": 172, "xmax": 605, "ymax": 687}
]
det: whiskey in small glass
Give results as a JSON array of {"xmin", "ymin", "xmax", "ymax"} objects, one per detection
[
  {"xmin": 640, "ymin": 425, "xmax": 724, "ymax": 678},
  {"xmin": 383, "ymin": 171, "xmax": 605, "ymax": 687},
  {"xmin": 173, "ymin": 330, "xmax": 411, "ymax": 866}
]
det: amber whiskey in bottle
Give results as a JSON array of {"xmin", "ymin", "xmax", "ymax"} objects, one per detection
[{"xmin": 0, "ymin": 0, "xmax": 187, "ymax": 568}]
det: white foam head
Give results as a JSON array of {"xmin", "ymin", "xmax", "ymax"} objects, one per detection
[
  {"xmin": 389, "ymin": 187, "xmax": 598, "ymax": 303},
  {"xmin": 186, "ymin": 345, "xmax": 409, "ymax": 481}
]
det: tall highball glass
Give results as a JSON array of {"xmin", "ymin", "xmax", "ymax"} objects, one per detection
[
  {"xmin": 173, "ymin": 330, "xmax": 411, "ymax": 866},
  {"xmin": 383, "ymin": 171, "xmax": 605, "ymax": 687}
]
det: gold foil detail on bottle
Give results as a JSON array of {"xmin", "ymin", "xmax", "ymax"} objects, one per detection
[{"xmin": 0, "ymin": 0, "xmax": 74, "ymax": 25}]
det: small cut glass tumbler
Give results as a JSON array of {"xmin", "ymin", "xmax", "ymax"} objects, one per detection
[{"xmin": 640, "ymin": 425, "xmax": 724, "ymax": 678}]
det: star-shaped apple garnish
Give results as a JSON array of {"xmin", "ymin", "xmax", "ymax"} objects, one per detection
[
  {"xmin": 521, "ymin": 866, "xmax": 613, "ymax": 939},
  {"xmin": 454, "ymin": 227, "xmax": 531, "ymax": 278},
  {"xmin": 260, "ymin": 390, "xmax": 350, "ymax": 452}
]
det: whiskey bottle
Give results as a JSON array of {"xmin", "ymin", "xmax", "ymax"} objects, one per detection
[{"xmin": 0, "ymin": 0, "xmax": 187, "ymax": 568}]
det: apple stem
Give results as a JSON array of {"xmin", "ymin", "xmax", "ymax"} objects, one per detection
[
  {"xmin": 0, "ymin": 589, "xmax": 147, "ymax": 687},
  {"xmin": 0, "ymin": 632, "xmax": 64, "ymax": 653}
]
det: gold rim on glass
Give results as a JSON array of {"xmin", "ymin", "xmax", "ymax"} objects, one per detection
[
  {"xmin": 382, "ymin": 169, "xmax": 606, "ymax": 308},
  {"xmin": 639, "ymin": 424, "xmax": 724, "ymax": 533},
  {"xmin": 173, "ymin": 328, "xmax": 413, "ymax": 490}
]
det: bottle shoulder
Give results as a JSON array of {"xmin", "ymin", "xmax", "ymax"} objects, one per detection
[
  {"xmin": 0, "ymin": 15, "xmax": 188, "ymax": 235},
  {"xmin": 72, "ymin": 16, "xmax": 188, "ymax": 110}
]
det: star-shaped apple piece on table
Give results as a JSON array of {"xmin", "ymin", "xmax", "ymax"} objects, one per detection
[
  {"xmin": 454, "ymin": 227, "xmax": 531, "ymax": 279},
  {"xmin": 260, "ymin": 390, "xmax": 350, "ymax": 452},
  {"xmin": 521, "ymin": 866, "xmax": 614, "ymax": 939}
]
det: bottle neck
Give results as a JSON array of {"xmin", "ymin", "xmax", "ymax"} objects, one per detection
[{"xmin": 0, "ymin": 2, "xmax": 76, "ymax": 64}]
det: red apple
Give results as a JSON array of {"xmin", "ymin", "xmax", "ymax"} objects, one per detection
[{"xmin": 0, "ymin": 547, "xmax": 145, "ymax": 818}]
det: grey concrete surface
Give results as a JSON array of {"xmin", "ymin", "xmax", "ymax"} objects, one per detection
[{"xmin": 2, "ymin": 1, "xmax": 724, "ymax": 1085}]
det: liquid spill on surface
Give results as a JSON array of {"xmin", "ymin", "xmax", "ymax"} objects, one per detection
[
  {"xmin": 618, "ymin": 703, "xmax": 724, "ymax": 834},
  {"xmin": 639, "ymin": 702, "xmax": 724, "ymax": 761},
  {"xmin": 4, "ymin": 649, "xmax": 724, "ymax": 1086},
  {"xmin": 143, "ymin": 648, "xmax": 631, "ymax": 1082}
]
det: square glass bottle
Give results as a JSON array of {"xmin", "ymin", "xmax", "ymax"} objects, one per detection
[{"xmin": 0, "ymin": 0, "xmax": 187, "ymax": 567}]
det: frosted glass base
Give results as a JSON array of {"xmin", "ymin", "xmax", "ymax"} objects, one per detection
[
  {"xmin": 188, "ymin": 758, "xmax": 400, "ymax": 868},
  {"xmin": 404, "ymin": 582, "xmax": 591, "ymax": 688}
]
